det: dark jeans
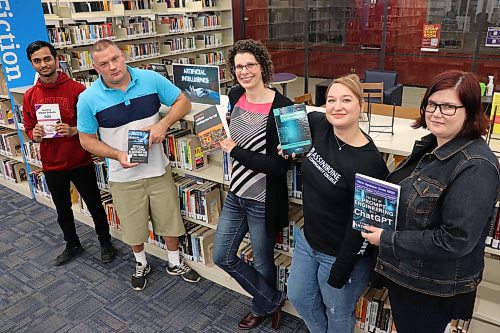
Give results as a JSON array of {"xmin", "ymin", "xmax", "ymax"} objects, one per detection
[
  {"xmin": 44, "ymin": 163, "xmax": 111, "ymax": 247},
  {"xmin": 213, "ymin": 192, "xmax": 283, "ymax": 316},
  {"xmin": 388, "ymin": 288, "xmax": 451, "ymax": 333}
]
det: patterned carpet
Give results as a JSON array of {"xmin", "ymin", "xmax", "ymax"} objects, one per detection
[{"xmin": 0, "ymin": 185, "xmax": 309, "ymax": 333}]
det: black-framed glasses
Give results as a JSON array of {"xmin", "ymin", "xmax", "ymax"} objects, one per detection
[
  {"xmin": 235, "ymin": 63, "xmax": 259, "ymax": 72},
  {"xmin": 423, "ymin": 102, "xmax": 465, "ymax": 116}
]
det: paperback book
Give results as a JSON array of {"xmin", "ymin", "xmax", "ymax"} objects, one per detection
[
  {"xmin": 128, "ymin": 130, "xmax": 150, "ymax": 163},
  {"xmin": 273, "ymin": 104, "xmax": 312, "ymax": 156},
  {"xmin": 35, "ymin": 104, "xmax": 62, "ymax": 138},
  {"xmin": 352, "ymin": 173, "xmax": 400, "ymax": 232},
  {"xmin": 193, "ymin": 105, "xmax": 228, "ymax": 153}
]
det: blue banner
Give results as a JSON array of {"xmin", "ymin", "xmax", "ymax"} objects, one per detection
[{"xmin": 0, "ymin": 0, "xmax": 48, "ymax": 89}]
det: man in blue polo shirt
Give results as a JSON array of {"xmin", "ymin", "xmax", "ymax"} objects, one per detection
[{"xmin": 77, "ymin": 39, "xmax": 200, "ymax": 291}]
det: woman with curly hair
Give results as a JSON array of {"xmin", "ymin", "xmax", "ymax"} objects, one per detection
[{"xmin": 213, "ymin": 39, "xmax": 293, "ymax": 330}]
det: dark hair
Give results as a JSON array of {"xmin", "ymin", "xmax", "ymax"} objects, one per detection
[
  {"xmin": 226, "ymin": 39, "xmax": 274, "ymax": 86},
  {"xmin": 413, "ymin": 70, "xmax": 489, "ymax": 138},
  {"xmin": 26, "ymin": 40, "xmax": 57, "ymax": 61}
]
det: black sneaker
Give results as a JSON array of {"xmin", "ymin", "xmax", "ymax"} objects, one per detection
[
  {"xmin": 100, "ymin": 242, "xmax": 116, "ymax": 263},
  {"xmin": 131, "ymin": 262, "xmax": 151, "ymax": 291},
  {"xmin": 166, "ymin": 259, "xmax": 200, "ymax": 283},
  {"xmin": 55, "ymin": 245, "xmax": 84, "ymax": 266}
]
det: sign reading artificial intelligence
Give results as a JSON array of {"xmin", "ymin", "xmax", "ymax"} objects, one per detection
[{"xmin": 0, "ymin": 0, "xmax": 48, "ymax": 89}]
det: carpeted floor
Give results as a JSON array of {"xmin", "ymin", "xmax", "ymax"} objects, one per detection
[{"xmin": 0, "ymin": 185, "xmax": 309, "ymax": 333}]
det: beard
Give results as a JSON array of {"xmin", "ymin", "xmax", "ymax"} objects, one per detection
[{"xmin": 39, "ymin": 67, "xmax": 57, "ymax": 77}]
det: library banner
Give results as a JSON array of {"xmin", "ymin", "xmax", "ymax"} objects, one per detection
[{"xmin": 0, "ymin": 0, "xmax": 48, "ymax": 90}]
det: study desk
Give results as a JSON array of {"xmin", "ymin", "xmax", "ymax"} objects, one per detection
[{"xmin": 270, "ymin": 73, "xmax": 297, "ymax": 96}]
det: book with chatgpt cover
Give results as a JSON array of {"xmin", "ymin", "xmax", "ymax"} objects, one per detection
[
  {"xmin": 273, "ymin": 104, "xmax": 312, "ymax": 156},
  {"xmin": 128, "ymin": 130, "xmax": 150, "ymax": 163},
  {"xmin": 352, "ymin": 173, "xmax": 400, "ymax": 232}
]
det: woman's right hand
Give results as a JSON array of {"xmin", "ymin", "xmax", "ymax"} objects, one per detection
[{"xmin": 277, "ymin": 144, "xmax": 296, "ymax": 159}]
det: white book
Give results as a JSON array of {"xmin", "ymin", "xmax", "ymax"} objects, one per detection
[{"xmin": 35, "ymin": 104, "xmax": 62, "ymax": 138}]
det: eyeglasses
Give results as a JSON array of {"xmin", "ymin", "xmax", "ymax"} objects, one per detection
[
  {"xmin": 423, "ymin": 102, "xmax": 465, "ymax": 116},
  {"xmin": 235, "ymin": 63, "xmax": 259, "ymax": 72}
]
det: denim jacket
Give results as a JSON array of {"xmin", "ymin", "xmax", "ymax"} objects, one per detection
[{"xmin": 376, "ymin": 134, "xmax": 499, "ymax": 297}]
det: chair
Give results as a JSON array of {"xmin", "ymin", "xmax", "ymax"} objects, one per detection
[
  {"xmin": 294, "ymin": 93, "xmax": 313, "ymax": 106},
  {"xmin": 361, "ymin": 82, "xmax": 384, "ymax": 105},
  {"xmin": 363, "ymin": 69, "xmax": 404, "ymax": 106}
]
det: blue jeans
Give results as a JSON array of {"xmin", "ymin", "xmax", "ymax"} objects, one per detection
[
  {"xmin": 288, "ymin": 229, "xmax": 371, "ymax": 333},
  {"xmin": 213, "ymin": 192, "xmax": 283, "ymax": 316}
]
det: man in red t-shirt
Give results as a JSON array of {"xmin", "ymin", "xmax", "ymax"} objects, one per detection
[{"xmin": 23, "ymin": 40, "xmax": 116, "ymax": 265}]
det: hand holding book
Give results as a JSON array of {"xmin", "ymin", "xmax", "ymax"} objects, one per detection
[{"xmin": 361, "ymin": 225, "xmax": 383, "ymax": 246}]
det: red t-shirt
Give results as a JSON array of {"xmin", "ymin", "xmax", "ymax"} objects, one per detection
[{"xmin": 23, "ymin": 72, "xmax": 93, "ymax": 171}]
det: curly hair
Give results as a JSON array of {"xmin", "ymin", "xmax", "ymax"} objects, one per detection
[{"xmin": 226, "ymin": 39, "xmax": 274, "ymax": 86}]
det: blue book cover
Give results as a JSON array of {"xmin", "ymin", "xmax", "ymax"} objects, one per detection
[
  {"xmin": 273, "ymin": 104, "xmax": 312, "ymax": 156},
  {"xmin": 352, "ymin": 173, "xmax": 400, "ymax": 232},
  {"xmin": 128, "ymin": 130, "xmax": 150, "ymax": 163}
]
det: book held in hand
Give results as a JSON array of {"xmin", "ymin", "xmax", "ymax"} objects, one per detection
[
  {"xmin": 273, "ymin": 104, "xmax": 312, "ymax": 156},
  {"xmin": 128, "ymin": 130, "xmax": 150, "ymax": 163},
  {"xmin": 352, "ymin": 173, "xmax": 400, "ymax": 232},
  {"xmin": 35, "ymin": 104, "xmax": 62, "ymax": 138},
  {"xmin": 193, "ymin": 105, "xmax": 227, "ymax": 153}
]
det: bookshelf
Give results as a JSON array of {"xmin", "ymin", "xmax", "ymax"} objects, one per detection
[{"xmin": 43, "ymin": 0, "xmax": 233, "ymax": 85}]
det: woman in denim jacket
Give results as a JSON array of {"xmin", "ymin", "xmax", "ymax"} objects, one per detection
[{"xmin": 363, "ymin": 70, "xmax": 499, "ymax": 333}]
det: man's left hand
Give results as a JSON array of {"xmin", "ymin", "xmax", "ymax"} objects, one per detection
[
  {"xmin": 141, "ymin": 123, "xmax": 168, "ymax": 147},
  {"xmin": 56, "ymin": 123, "xmax": 76, "ymax": 137}
]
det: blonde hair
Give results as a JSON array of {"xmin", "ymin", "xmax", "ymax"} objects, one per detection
[
  {"xmin": 326, "ymin": 74, "xmax": 364, "ymax": 106},
  {"xmin": 90, "ymin": 39, "xmax": 120, "ymax": 58}
]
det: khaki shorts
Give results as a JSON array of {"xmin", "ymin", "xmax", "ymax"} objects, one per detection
[{"xmin": 109, "ymin": 166, "xmax": 185, "ymax": 245}]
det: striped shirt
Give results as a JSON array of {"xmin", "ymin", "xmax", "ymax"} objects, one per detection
[
  {"xmin": 77, "ymin": 66, "xmax": 181, "ymax": 182},
  {"xmin": 229, "ymin": 94, "xmax": 270, "ymax": 202}
]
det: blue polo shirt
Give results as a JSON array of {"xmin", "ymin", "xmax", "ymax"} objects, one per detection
[{"xmin": 77, "ymin": 66, "xmax": 181, "ymax": 182}]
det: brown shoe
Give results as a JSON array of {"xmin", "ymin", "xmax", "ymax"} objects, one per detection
[
  {"xmin": 238, "ymin": 312, "xmax": 266, "ymax": 330},
  {"xmin": 270, "ymin": 299, "xmax": 285, "ymax": 330}
]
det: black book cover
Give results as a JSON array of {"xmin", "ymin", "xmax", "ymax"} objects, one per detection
[{"xmin": 128, "ymin": 130, "xmax": 150, "ymax": 163}]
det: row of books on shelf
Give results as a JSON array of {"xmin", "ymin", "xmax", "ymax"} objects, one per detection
[
  {"xmin": 79, "ymin": 190, "xmax": 121, "ymax": 230},
  {"xmin": 172, "ymin": 173, "xmax": 221, "ymax": 224},
  {"xmin": 0, "ymin": 129, "xmax": 21, "ymax": 157},
  {"xmin": 117, "ymin": 18, "xmax": 156, "ymax": 38},
  {"xmin": 164, "ymin": 128, "xmax": 208, "ymax": 171},
  {"xmin": 286, "ymin": 162, "xmax": 303, "ymax": 200},
  {"xmin": 42, "ymin": 0, "xmax": 220, "ymax": 17},
  {"xmin": 355, "ymin": 288, "xmax": 396, "ymax": 333},
  {"xmin": 24, "ymin": 141, "xmax": 42, "ymax": 167},
  {"xmin": 196, "ymin": 50, "xmax": 224, "ymax": 64},
  {"xmin": 93, "ymin": 158, "xmax": 109, "ymax": 191},
  {"xmin": 47, "ymin": 23, "xmax": 114, "ymax": 47},
  {"xmin": 29, "ymin": 170, "xmax": 50, "ymax": 198},
  {"xmin": 485, "ymin": 201, "xmax": 500, "ymax": 250},
  {"xmin": 122, "ymin": 42, "xmax": 161, "ymax": 61},
  {"xmin": 0, "ymin": 158, "xmax": 27, "ymax": 183}
]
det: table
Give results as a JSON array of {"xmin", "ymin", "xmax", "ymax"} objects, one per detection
[
  {"xmin": 271, "ymin": 73, "xmax": 297, "ymax": 96},
  {"xmin": 315, "ymin": 79, "xmax": 333, "ymax": 106},
  {"xmin": 306, "ymin": 105, "xmax": 429, "ymax": 156}
]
